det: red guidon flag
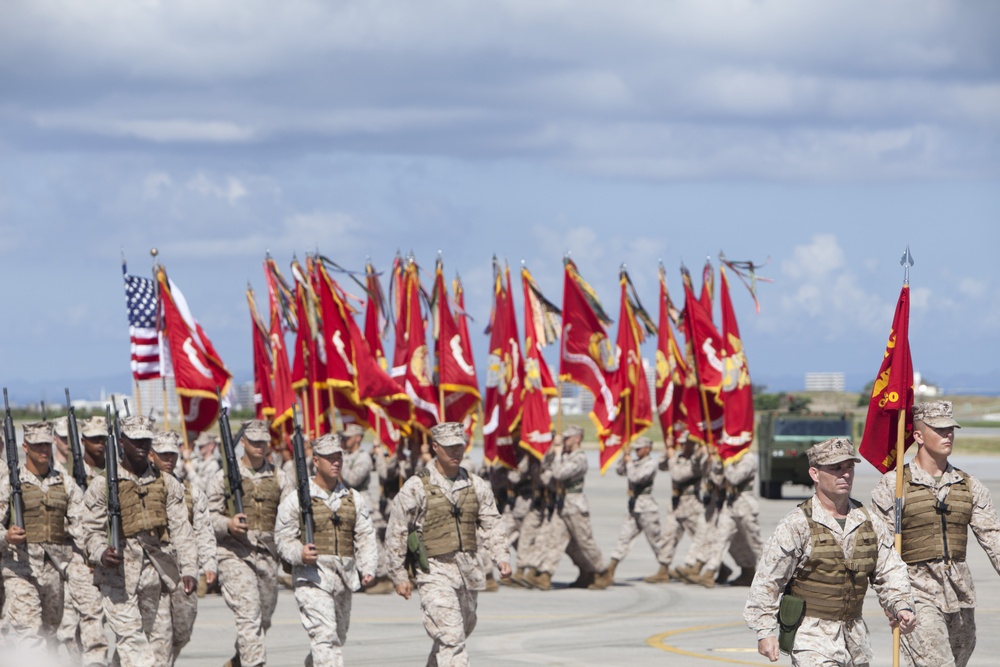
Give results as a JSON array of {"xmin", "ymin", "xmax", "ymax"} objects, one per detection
[
  {"xmin": 433, "ymin": 259, "xmax": 481, "ymax": 424},
  {"xmin": 718, "ymin": 265, "xmax": 754, "ymax": 462},
  {"xmin": 599, "ymin": 270, "xmax": 655, "ymax": 472},
  {"xmin": 559, "ymin": 258, "xmax": 617, "ymax": 434},
  {"xmin": 364, "ymin": 260, "xmax": 389, "ymax": 373},
  {"xmin": 313, "ymin": 260, "xmax": 367, "ymax": 426},
  {"xmin": 156, "ymin": 267, "xmax": 231, "ymax": 435},
  {"xmin": 859, "ymin": 284, "xmax": 914, "ymax": 473},
  {"xmin": 482, "ymin": 261, "xmax": 518, "ymax": 469},
  {"xmin": 263, "ymin": 258, "xmax": 296, "ymax": 438},
  {"xmin": 392, "ymin": 257, "xmax": 439, "ymax": 431},
  {"xmin": 519, "ymin": 265, "xmax": 560, "ymax": 459},
  {"xmin": 290, "ymin": 259, "xmax": 331, "ymax": 438},
  {"xmin": 681, "ymin": 266, "xmax": 724, "ymax": 445},
  {"xmin": 654, "ymin": 265, "xmax": 687, "ymax": 445},
  {"xmin": 247, "ymin": 287, "xmax": 275, "ymax": 421}
]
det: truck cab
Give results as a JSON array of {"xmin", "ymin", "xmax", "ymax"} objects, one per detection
[{"xmin": 757, "ymin": 411, "xmax": 855, "ymax": 499}]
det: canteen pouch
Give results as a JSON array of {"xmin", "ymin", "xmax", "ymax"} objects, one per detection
[
  {"xmin": 778, "ymin": 593, "xmax": 805, "ymax": 654},
  {"xmin": 405, "ymin": 531, "xmax": 430, "ymax": 575}
]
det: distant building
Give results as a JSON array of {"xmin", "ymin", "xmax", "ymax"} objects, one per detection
[
  {"xmin": 914, "ymin": 371, "xmax": 941, "ymax": 398},
  {"xmin": 133, "ymin": 377, "xmax": 180, "ymax": 423},
  {"xmin": 804, "ymin": 372, "xmax": 845, "ymax": 392}
]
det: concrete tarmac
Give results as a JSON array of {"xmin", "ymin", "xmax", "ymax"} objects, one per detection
[{"xmin": 178, "ymin": 450, "xmax": 1000, "ymax": 666}]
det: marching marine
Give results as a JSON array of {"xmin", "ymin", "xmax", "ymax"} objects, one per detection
[
  {"xmin": 386, "ymin": 422, "xmax": 510, "ymax": 666},
  {"xmin": 208, "ymin": 418, "xmax": 292, "ymax": 667},
  {"xmin": 275, "ymin": 432, "xmax": 378, "ymax": 666},
  {"xmin": 0, "ymin": 422, "xmax": 88, "ymax": 653},
  {"xmin": 745, "ymin": 437, "xmax": 916, "ymax": 665},
  {"xmin": 82, "ymin": 415, "xmax": 198, "ymax": 667},
  {"xmin": 870, "ymin": 401, "xmax": 1000, "ymax": 667}
]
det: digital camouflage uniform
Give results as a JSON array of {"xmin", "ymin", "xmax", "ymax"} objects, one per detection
[
  {"xmin": 207, "ymin": 432, "xmax": 292, "ymax": 667},
  {"xmin": 543, "ymin": 446, "xmax": 606, "ymax": 574},
  {"xmin": 82, "ymin": 436, "xmax": 199, "ymax": 667},
  {"xmin": 610, "ymin": 447, "xmax": 672, "ymax": 568},
  {"xmin": 341, "ymin": 443, "xmax": 389, "ymax": 580},
  {"xmin": 275, "ymin": 472, "xmax": 378, "ymax": 667},
  {"xmin": 661, "ymin": 443, "xmax": 709, "ymax": 571},
  {"xmin": 385, "ymin": 429, "xmax": 508, "ymax": 667},
  {"xmin": 871, "ymin": 460, "xmax": 1000, "ymax": 667},
  {"xmin": 702, "ymin": 451, "xmax": 763, "ymax": 580},
  {"xmin": 745, "ymin": 495, "xmax": 914, "ymax": 667},
  {"xmin": 0, "ymin": 433, "xmax": 88, "ymax": 654}
]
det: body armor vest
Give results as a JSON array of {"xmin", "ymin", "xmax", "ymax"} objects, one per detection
[
  {"xmin": 419, "ymin": 470, "xmax": 479, "ymax": 558},
  {"xmin": 22, "ymin": 478, "xmax": 68, "ymax": 544},
  {"xmin": 311, "ymin": 492, "xmax": 356, "ymax": 557},
  {"xmin": 243, "ymin": 474, "xmax": 281, "ymax": 532},
  {"xmin": 120, "ymin": 474, "xmax": 168, "ymax": 539},
  {"xmin": 901, "ymin": 465, "xmax": 973, "ymax": 563},
  {"xmin": 789, "ymin": 498, "xmax": 878, "ymax": 622}
]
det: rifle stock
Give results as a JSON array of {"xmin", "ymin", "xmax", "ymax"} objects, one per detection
[
  {"xmin": 105, "ymin": 406, "xmax": 123, "ymax": 553},
  {"xmin": 3, "ymin": 388, "xmax": 24, "ymax": 530},
  {"xmin": 65, "ymin": 389, "xmax": 88, "ymax": 489},
  {"xmin": 292, "ymin": 408, "xmax": 314, "ymax": 545}
]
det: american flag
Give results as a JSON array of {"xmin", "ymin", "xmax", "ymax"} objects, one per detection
[{"xmin": 123, "ymin": 261, "xmax": 161, "ymax": 380}]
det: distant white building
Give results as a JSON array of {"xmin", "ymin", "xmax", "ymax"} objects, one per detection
[
  {"xmin": 914, "ymin": 371, "xmax": 940, "ymax": 397},
  {"xmin": 805, "ymin": 372, "xmax": 845, "ymax": 392}
]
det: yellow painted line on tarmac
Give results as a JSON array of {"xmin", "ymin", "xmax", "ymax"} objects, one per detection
[{"xmin": 646, "ymin": 622, "xmax": 771, "ymax": 666}]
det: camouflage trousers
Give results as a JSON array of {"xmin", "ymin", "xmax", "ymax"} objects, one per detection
[
  {"xmin": 610, "ymin": 509, "xmax": 672, "ymax": 565},
  {"xmin": 1, "ymin": 563, "xmax": 63, "ymax": 650},
  {"xmin": 167, "ymin": 584, "xmax": 198, "ymax": 665},
  {"xmin": 512, "ymin": 507, "xmax": 544, "ymax": 571},
  {"xmin": 901, "ymin": 603, "xmax": 975, "ymax": 667},
  {"xmin": 294, "ymin": 582, "xmax": 352, "ymax": 667},
  {"xmin": 101, "ymin": 561, "xmax": 172, "ymax": 667},
  {"xmin": 558, "ymin": 502, "xmax": 606, "ymax": 572},
  {"xmin": 704, "ymin": 495, "xmax": 763, "ymax": 572},
  {"xmin": 56, "ymin": 558, "xmax": 108, "ymax": 666},
  {"xmin": 218, "ymin": 551, "xmax": 279, "ymax": 667},
  {"xmin": 672, "ymin": 495, "xmax": 712, "ymax": 567},
  {"xmin": 417, "ymin": 576, "xmax": 478, "ymax": 667},
  {"xmin": 535, "ymin": 510, "xmax": 597, "ymax": 576}
]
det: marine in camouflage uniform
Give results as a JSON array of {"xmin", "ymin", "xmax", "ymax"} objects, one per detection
[
  {"xmin": 275, "ymin": 433, "xmax": 378, "ymax": 667},
  {"xmin": 386, "ymin": 422, "xmax": 510, "ymax": 667},
  {"xmin": 0, "ymin": 422, "xmax": 88, "ymax": 655},
  {"xmin": 506, "ymin": 453, "xmax": 545, "ymax": 587},
  {"xmin": 186, "ymin": 432, "xmax": 223, "ymax": 494},
  {"xmin": 340, "ymin": 423, "xmax": 393, "ymax": 594},
  {"xmin": 745, "ymin": 437, "xmax": 916, "ymax": 666},
  {"xmin": 608, "ymin": 436, "xmax": 672, "ymax": 583},
  {"xmin": 870, "ymin": 401, "xmax": 1000, "ymax": 667},
  {"xmin": 697, "ymin": 450, "xmax": 764, "ymax": 587},
  {"xmin": 148, "ymin": 430, "xmax": 218, "ymax": 666},
  {"xmin": 207, "ymin": 419, "xmax": 292, "ymax": 667},
  {"xmin": 82, "ymin": 416, "xmax": 199, "ymax": 667},
  {"xmin": 537, "ymin": 426, "xmax": 612, "ymax": 590},
  {"xmin": 58, "ymin": 415, "xmax": 111, "ymax": 666},
  {"xmin": 661, "ymin": 436, "xmax": 710, "ymax": 578}
]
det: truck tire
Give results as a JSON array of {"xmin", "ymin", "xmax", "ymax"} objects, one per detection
[{"xmin": 760, "ymin": 480, "xmax": 783, "ymax": 500}]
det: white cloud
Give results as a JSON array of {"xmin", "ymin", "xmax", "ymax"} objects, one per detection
[
  {"xmin": 186, "ymin": 173, "xmax": 248, "ymax": 205},
  {"xmin": 142, "ymin": 172, "xmax": 172, "ymax": 199}
]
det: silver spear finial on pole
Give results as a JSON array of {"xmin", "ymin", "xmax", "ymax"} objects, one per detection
[{"xmin": 900, "ymin": 245, "xmax": 914, "ymax": 285}]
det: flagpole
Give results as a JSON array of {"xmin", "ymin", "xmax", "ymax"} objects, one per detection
[
  {"xmin": 892, "ymin": 246, "xmax": 913, "ymax": 667},
  {"xmin": 176, "ymin": 390, "xmax": 191, "ymax": 453},
  {"xmin": 161, "ymin": 377, "xmax": 171, "ymax": 430},
  {"xmin": 300, "ymin": 388, "xmax": 311, "ymax": 440},
  {"xmin": 312, "ymin": 384, "xmax": 320, "ymax": 437},
  {"xmin": 557, "ymin": 378, "xmax": 563, "ymax": 436},
  {"xmin": 134, "ymin": 380, "xmax": 143, "ymax": 419},
  {"xmin": 327, "ymin": 386, "xmax": 338, "ymax": 433}
]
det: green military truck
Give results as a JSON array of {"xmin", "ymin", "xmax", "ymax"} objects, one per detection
[{"xmin": 757, "ymin": 411, "xmax": 856, "ymax": 499}]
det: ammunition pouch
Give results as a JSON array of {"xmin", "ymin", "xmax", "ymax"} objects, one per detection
[
  {"xmin": 778, "ymin": 593, "xmax": 806, "ymax": 654},
  {"xmin": 405, "ymin": 531, "xmax": 430, "ymax": 576}
]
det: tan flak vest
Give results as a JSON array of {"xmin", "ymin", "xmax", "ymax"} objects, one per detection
[
  {"xmin": 22, "ymin": 478, "xmax": 69, "ymax": 544},
  {"xmin": 243, "ymin": 474, "xmax": 281, "ymax": 532},
  {"xmin": 119, "ymin": 473, "xmax": 169, "ymax": 540},
  {"xmin": 789, "ymin": 498, "xmax": 878, "ymax": 622},
  {"xmin": 419, "ymin": 469, "xmax": 479, "ymax": 558},
  {"xmin": 311, "ymin": 491, "xmax": 356, "ymax": 558},
  {"xmin": 901, "ymin": 465, "xmax": 974, "ymax": 563}
]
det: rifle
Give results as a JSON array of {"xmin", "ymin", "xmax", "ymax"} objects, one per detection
[
  {"xmin": 218, "ymin": 401, "xmax": 246, "ymax": 520},
  {"xmin": 3, "ymin": 388, "xmax": 24, "ymax": 530},
  {"xmin": 105, "ymin": 405, "xmax": 123, "ymax": 553},
  {"xmin": 291, "ymin": 407, "xmax": 314, "ymax": 545},
  {"xmin": 65, "ymin": 389, "xmax": 88, "ymax": 489}
]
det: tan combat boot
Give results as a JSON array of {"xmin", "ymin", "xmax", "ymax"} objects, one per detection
[
  {"xmin": 684, "ymin": 567, "xmax": 717, "ymax": 588},
  {"xmin": 643, "ymin": 564, "xmax": 671, "ymax": 584},
  {"xmin": 607, "ymin": 558, "xmax": 619, "ymax": 580},
  {"xmin": 511, "ymin": 567, "xmax": 534, "ymax": 588},
  {"xmin": 529, "ymin": 570, "xmax": 552, "ymax": 591},
  {"xmin": 364, "ymin": 576, "xmax": 395, "ymax": 595},
  {"xmin": 588, "ymin": 569, "xmax": 613, "ymax": 590}
]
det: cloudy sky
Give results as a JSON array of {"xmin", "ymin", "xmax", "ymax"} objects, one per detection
[{"xmin": 2, "ymin": 1, "xmax": 998, "ymax": 401}]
